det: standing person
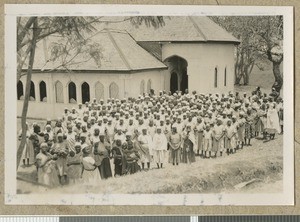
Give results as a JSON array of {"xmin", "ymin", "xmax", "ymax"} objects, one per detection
[
  {"xmin": 224, "ymin": 120, "xmax": 237, "ymax": 154},
  {"xmin": 36, "ymin": 142, "xmax": 59, "ymax": 187},
  {"xmin": 136, "ymin": 127, "xmax": 153, "ymax": 170},
  {"xmin": 124, "ymin": 139, "xmax": 141, "ymax": 174},
  {"xmin": 114, "ymin": 128, "xmax": 126, "ymax": 145},
  {"xmin": 111, "ymin": 139, "xmax": 124, "ymax": 177},
  {"xmin": 181, "ymin": 125, "xmax": 196, "ymax": 164},
  {"xmin": 148, "ymin": 120, "xmax": 156, "ymax": 139},
  {"xmin": 173, "ymin": 117, "xmax": 185, "ymax": 135},
  {"xmin": 65, "ymin": 125, "xmax": 76, "ymax": 153},
  {"xmin": 18, "ymin": 122, "xmax": 35, "ymax": 167},
  {"xmin": 126, "ymin": 118, "xmax": 136, "ymax": 140},
  {"xmin": 44, "ymin": 124, "xmax": 54, "ymax": 142},
  {"xmin": 203, "ymin": 125, "xmax": 213, "ymax": 158},
  {"xmin": 81, "ymin": 145, "xmax": 101, "ymax": 184},
  {"xmin": 212, "ymin": 119, "xmax": 225, "ymax": 157},
  {"xmin": 53, "ymin": 120, "xmax": 64, "ymax": 137},
  {"xmin": 256, "ymin": 104, "xmax": 267, "ymax": 138},
  {"xmin": 67, "ymin": 142, "xmax": 83, "ymax": 184},
  {"xmin": 237, "ymin": 112, "xmax": 246, "ymax": 149},
  {"xmin": 244, "ymin": 109, "xmax": 254, "ymax": 146},
  {"xmin": 94, "ymin": 134, "xmax": 112, "ymax": 179},
  {"xmin": 265, "ymin": 103, "xmax": 281, "ymax": 140},
  {"xmin": 90, "ymin": 127, "xmax": 100, "ymax": 148},
  {"xmin": 168, "ymin": 126, "xmax": 182, "ymax": 165},
  {"xmin": 105, "ymin": 118, "xmax": 116, "ymax": 147},
  {"xmin": 195, "ymin": 117, "xmax": 205, "ymax": 157},
  {"xmin": 152, "ymin": 127, "xmax": 168, "ymax": 169},
  {"xmin": 276, "ymin": 99, "xmax": 284, "ymax": 134},
  {"xmin": 52, "ymin": 133, "xmax": 69, "ymax": 185}
]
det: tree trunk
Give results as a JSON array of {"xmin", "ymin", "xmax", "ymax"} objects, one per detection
[
  {"xmin": 272, "ymin": 61, "xmax": 283, "ymax": 92},
  {"xmin": 17, "ymin": 17, "xmax": 38, "ymax": 169}
]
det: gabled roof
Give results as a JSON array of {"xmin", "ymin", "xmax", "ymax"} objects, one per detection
[
  {"xmin": 31, "ymin": 29, "xmax": 167, "ymax": 72},
  {"xmin": 97, "ymin": 16, "xmax": 240, "ymax": 43}
]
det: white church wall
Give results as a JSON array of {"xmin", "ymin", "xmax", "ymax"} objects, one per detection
[
  {"xmin": 17, "ymin": 69, "xmax": 166, "ymax": 119},
  {"xmin": 162, "ymin": 42, "xmax": 235, "ymax": 94},
  {"xmin": 125, "ymin": 69, "xmax": 166, "ymax": 97}
]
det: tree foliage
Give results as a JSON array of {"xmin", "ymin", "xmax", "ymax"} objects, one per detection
[{"xmin": 210, "ymin": 16, "xmax": 283, "ymax": 89}]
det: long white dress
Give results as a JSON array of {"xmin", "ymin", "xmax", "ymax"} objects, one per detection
[
  {"xmin": 266, "ymin": 107, "xmax": 281, "ymax": 134},
  {"xmin": 152, "ymin": 133, "xmax": 168, "ymax": 164},
  {"xmin": 82, "ymin": 156, "xmax": 101, "ymax": 185}
]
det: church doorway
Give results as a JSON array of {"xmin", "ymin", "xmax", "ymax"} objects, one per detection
[
  {"xmin": 181, "ymin": 68, "xmax": 188, "ymax": 93},
  {"xmin": 170, "ymin": 72, "xmax": 178, "ymax": 93},
  {"xmin": 164, "ymin": 55, "xmax": 188, "ymax": 94}
]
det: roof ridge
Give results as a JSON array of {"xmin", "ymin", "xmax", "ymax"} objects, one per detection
[
  {"xmin": 106, "ymin": 29, "xmax": 132, "ymax": 70},
  {"xmin": 188, "ymin": 17, "xmax": 208, "ymax": 41}
]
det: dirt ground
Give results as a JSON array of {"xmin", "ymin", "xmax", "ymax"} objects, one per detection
[{"xmin": 17, "ymin": 133, "xmax": 283, "ymax": 194}]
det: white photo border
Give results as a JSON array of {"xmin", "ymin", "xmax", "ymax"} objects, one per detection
[{"xmin": 4, "ymin": 4, "xmax": 294, "ymax": 205}]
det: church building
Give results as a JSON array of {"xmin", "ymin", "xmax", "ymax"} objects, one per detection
[{"xmin": 17, "ymin": 16, "xmax": 239, "ymax": 119}]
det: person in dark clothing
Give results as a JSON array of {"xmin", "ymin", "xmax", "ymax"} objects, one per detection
[
  {"xmin": 111, "ymin": 139, "xmax": 124, "ymax": 177},
  {"xmin": 94, "ymin": 134, "xmax": 112, "ymax": 179}
]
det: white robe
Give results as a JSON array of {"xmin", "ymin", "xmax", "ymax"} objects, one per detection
[{"xmin": 266, "ymin": 108, "xmax": 281, "ymax": 133}]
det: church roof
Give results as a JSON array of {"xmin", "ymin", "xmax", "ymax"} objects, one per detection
[
  {"xmin": 27, "ymin": 16, "xmax": 239, "ymax": 72},
  {"xmin": 31, "ymin": 29, "xmax": 167, "ymax": 72},
  {"xmin": 98, "ymin": 16, "xmax": 240, "ymax": 43}
]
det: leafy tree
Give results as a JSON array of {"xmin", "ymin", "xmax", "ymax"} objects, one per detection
[
  {"xmin": 17, "ymin": 16, "xmax": 164, "ymax": 168},
  {"xmin": 210, "ymin": 16, "xmax": 283, "ymax": 90}
]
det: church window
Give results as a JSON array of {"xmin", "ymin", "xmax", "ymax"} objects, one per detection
[
  {"xmin": 95, "ymin": 82, "xmax": 104, "ymax": 101},
  {"xmin": 17, "ymin": 81, "xmax": 23, "ymax": 100},
  {"xmin": 214, "ymin": 67, "xmax": 218, "ymax": 88},
  {"xmin": 147, "ymin": 79, "xmax": 152, "ymax": 93},
  {"xmin": 109, "ymin": 82, "xmax": 119, "ymax": 99},
  {"xmin": 68, "ymin": 82, "xmax": 77, "ymax": 103},
  {"xmin": 29, "ymin": 81, "xmax": 36, "ymax": 101},
  {"xmin": 39, "ymin": 81, "xmax": 47, "ymax": 102},
  {"xmin": 81, "ymin": 82, "xmax": 90, "ymax": 104},
  {"xmin": 55, "ymin": 81, "xmax": 64, "ymax": 103},
  {"xmin": 224, "ymin": 67, "xmax": 227, "ymax": 86},
  {"xmin": 140, "ymin": 80, "xmax": 145, "ymax": 95}
]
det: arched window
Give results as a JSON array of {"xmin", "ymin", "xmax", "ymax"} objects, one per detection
[
  {"xmin": 29, "ymin": 81, "xmax": 36, "ymax": 101},
  {"xmin": 55, "ymin": 81, "xmax": 64, "ymax": 103},
  {"xmin": 68, "ymin": 82, "xmax": 77, "ymax": 103},
  {"xmin": 81, "ymin": 82, "xmax": 90, "ymax": 104},
  {"xmin": 214, "ymin": 67, "xmax": 218, "ymax": 88},
  {"xmin": 224, "ymin": 67, "xmax": 227, "ymax": 87},
  {"xmin": 109, "ymin": 82, "xmax": 119, "ymax": 99},
  {"xmin": 95, "ymin": 82, "xmax": 104, "ymax": 101},
  {"xmin": 17, "ymin": 81, "xmax": 23, "ymax": 100},
  {"xmin": 140, "ymin": 80, "xmax": 145, "ymax": 95},
  {"xmin": 39, "ymin": 81, "xmax": 47, "ymax": 102},
  {"xmin": 147, "ymin": 79, "xmax": 152, "ymax": 93}
]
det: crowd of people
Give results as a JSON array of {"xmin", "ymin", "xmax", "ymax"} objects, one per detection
[{"xmin": 18, "ymin": 87, "xmax": 283, "ymax": 188}]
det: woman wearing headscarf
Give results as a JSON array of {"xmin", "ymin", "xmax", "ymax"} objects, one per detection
[
  {"xmin": 266, "ymin": 102, "xmax": 281, "ymax": 140},
  {"xmin": 18, "ymin": 122, "xmax": 35, "ymax": 166},
  {"xmin": 36, "ymin": 142, "xmax": 59, "ymax": 187},
  {"xmin": 51, "ymin": 133, "xmax": 68, "ymax": 185},
  {"xmin": 181, "ymin": 125, "xmax": 196, "ymax": 163},
  {"xmin": 136, "ymin": 127, "xmax": 153, "ymax": 170},
  {"xmin": 81, "ymin": 144, "xmax": 101, "ymax": 184},
  {"xmin": 94, "ymin": 134, "xmax": 112, "ymax": 179},
  {"xmin": 152, "ymin": 127, "xmax": 168, "ymax": 168},
  {"xmin": 168, "ymin": 126, "xmax": 182, "ymax": 165}
]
